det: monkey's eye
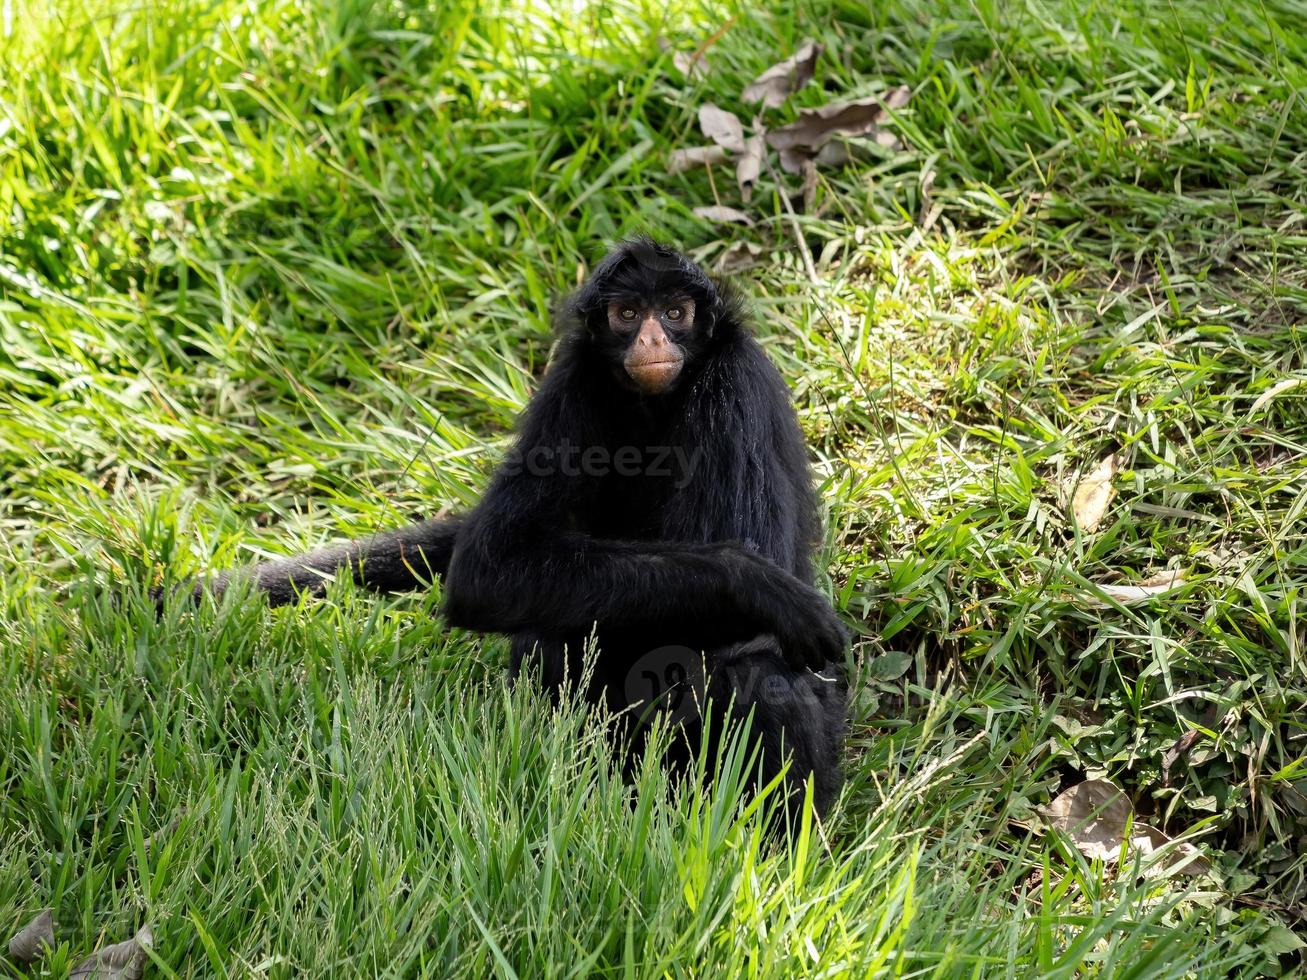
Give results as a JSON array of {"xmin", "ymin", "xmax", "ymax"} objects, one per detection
[
  {"xmin": 665, "ymin": 307, "xmax": 683, "ymax": 321},
  {"xmin": 619, "ymin": 308, "xmax": 638, "ymax": 321}
]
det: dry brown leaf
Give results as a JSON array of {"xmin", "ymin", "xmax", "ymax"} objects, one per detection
[
  {"xmin": 1041, "ymin": 779, "xmax": 1133, "ymax": 861},
  {"xmin": 1161, "ymin": 728, "xmax": 1202, "ymax": 785},
  {"xmin": 767, "ymin": 87, "xmax": 909, "ymax": 173},
  {"xmin": 812, "ymin": 131, "xmax": 899, "ymax": 169},
  {"xmin": 672, "ymin": 49, "xmax": 710, "ymax": 80},
  {"xmin": 814, "ymin": 139, "xmax": 854, "ymax": 168},
  {"xmin": 8, "ymin": 909, "xmax": 54, "ymax": 963},
  {"xmin": 1041, "ymin": 780, "xmax": 1210, "ymax": 877},
  {"xmin": 777, "ymin": 146, "xmax": 809, "ymax": 175},
  {"xmin": 70, "ymin": 926, "xmax": 153, "ymax": 980},
  {"xmin": 1088, "ymin": 570, "xmax": 1186, "ymax": 607},
  {"xmin": 736, "ymin": 132, "xmax": 764, "ymax": 202},
  {"xmin": 698, "ymin": 104, "xmax": 746, "ymax": 153},
  {"xmin": 767, "ymin": 86, "xmax": 911, "ymax": 155},
  {"xmin": 768, "ymin": 100, "xmax": 881, "ymax": 152},
  {"xmin": 1132, "ymin": 825, "xmax": 1213, "ymax": 877},
  {"xmin": 1070, "ymin": 454, "xmax": 1118, "ymax": 532},
  {"xmin": 667, "ymin": 145, "xmax": 729, "ymax": 174},
  {"xmin": 715, "ymin": 241, "xmax": 763, "ymax": 275},
  {"xmin": 742, "ymin": 39, "xmax": 824, "ymax": 109},
  {"xmin": 693, "ymin": 205, "xmax": 754, "ymax": 226},
  {"xmin": 881, "ymin": 84, "xmax": 912, "ymax": 112}
]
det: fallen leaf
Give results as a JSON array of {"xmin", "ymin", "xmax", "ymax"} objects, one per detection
[
  {"xmin": 1161, "ymin": 728, "xmax": 1202, "ymax": 786},
  {"xmin": 1132, "ymin": 825, "xmax": 1213, "ymax": 877},
  {"xmin": 736, "ymin": 131, "xmax": 764, "ymax": 201},
  {"xmin": 882, "ymin": 84, "xmax": 912, "ymax": 111},
  {"xmin": 1041, "ymin": 779, "xmax": 1133, "ymax": 861},
  {"xmin": 812, "ymin": 134, "xmax": 899, "ymax": 170},
  {"xmin": 1087, "ymin": 570, "xmax": 1186, "ymax": 607},
  {"xmin": 672, "ymin": 49, "xmax": 710, "ymax": 80},
  {"xmin": 767, "ymin": 87, "xmax": 910, "ymax": 172},
  {"xmin": 1070, "ymin": 454, "xmax": 1118, "ymax": 532},
  {"xmin": 8, "ymin": 909, "xmax": 55, "ymax": 962},
  {"xmin": 693, "ymin": 205, "xmax": 753, "ymax": 226},
  {"xmin": 813, "ymin": 139, "xmax": 854, "ymax": 168},
  {"xmin": 1041, "ymin": 780, "xmax": 1210, "ymax": 877},
  {"xmin": 71, "ymin": 925, "xmax": 153, "ymax": 980},
  {"xmin": 667, "ymin": 145, "xmax": 729, "ymax": 174},
  {"xmin": 698, "ymin": 104, "xmax": 746, "ymax": 153},
  {"xmin": 715, "ymin": 241, "xmax": 763, "ymax": 275},
  {"xmin": 777, "ymin": 145, "xmax": 809, "ymax": 175},
  {"xmin": 742, "ymin": 39, "xmax": 824, "ymax": 109},
  {"xmin": 767, "ymin": 87, "xmax": 909, "ymax": 152}
]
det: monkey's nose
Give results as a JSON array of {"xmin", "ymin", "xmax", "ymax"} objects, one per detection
[{"xmin": 638, "ymin": 318, "xmax": 667, "ymax": 347}]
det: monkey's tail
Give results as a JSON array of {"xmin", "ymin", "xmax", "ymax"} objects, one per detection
[{"xmin": 164, "ymin": 515, "xmax": 464, "ymax": 609}]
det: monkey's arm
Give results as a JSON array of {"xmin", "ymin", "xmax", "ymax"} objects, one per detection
[
  {"xmin": 442, "ymin": 492, "xmax": 844, "ymax": 670},
  {"xmin": 196, "ymin": 515, "xmax": 463, "ymax": 607}
]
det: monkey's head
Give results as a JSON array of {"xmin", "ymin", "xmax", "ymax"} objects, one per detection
[{"xmin": 568, "ymin": 238, "xmax": 734, "ymax": 396}]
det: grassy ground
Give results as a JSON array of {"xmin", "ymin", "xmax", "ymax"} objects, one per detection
[{"xmin": 2, "ymin": 0, "xmax": 1306, "ymax": 975}]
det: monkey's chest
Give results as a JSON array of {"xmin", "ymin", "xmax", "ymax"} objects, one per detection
[
  {"xmin": 581, "ymin": 445, "xmax": 695, "ymax": 540},
  {"xmin": 587, "ymin": 473, "xmax": 674, "ymax": 540}
]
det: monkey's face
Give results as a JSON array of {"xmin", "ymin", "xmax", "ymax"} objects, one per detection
[{"xmin": 606, "ymin": 296, "xmax": 696, "ymax": 394}]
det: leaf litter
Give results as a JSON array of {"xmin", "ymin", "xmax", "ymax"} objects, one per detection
[
  {"xmin": 1070, "ymin": 453, "xmax": 1118, "ymax": 532},
  {"xmin": 1041, "ymin": 780, "xmax": 1211, "ymax": 877},
  {"xmin": 665, "ymin": 35, "xmax": 912, "ymax": 237},
  {"xmin": 70, "ymin": 925, "xmax": 154, "ymax": 980},
  {"xmin": 8, "ymin": 909, "xmax": 55, "ymax": 962},
  {"xmin": 742, "ymin": 39, "xmax": 823, "ymax": 109}
]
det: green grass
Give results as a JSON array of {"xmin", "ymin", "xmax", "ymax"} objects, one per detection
[{"xmin": 2, "ymin": 0, "xmax": 1306, "ymax": 975}]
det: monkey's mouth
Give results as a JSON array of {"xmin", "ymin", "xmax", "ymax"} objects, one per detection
[{"xmin": 626, "ymin": 359, "xmax": 683, "ymax": 392}]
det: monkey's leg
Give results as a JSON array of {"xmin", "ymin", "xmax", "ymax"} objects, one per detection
[
  {"xmin": 704, "ymin": 636, "xmax": 846, "ymax": 823},
  {"xmin": 509, "ymin": 632, "xmax": 586, "ymax": 697}
]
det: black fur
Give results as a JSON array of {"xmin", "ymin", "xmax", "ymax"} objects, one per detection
[
  {"xmin": 197, "ymin": 238, "xmax": 848, "ymax": 819},
  {"xmin": 196, "ymin": 516, "xmax": 463, "ymax": 606}
]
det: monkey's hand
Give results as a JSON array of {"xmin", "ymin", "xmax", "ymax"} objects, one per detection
[
  {"xmin": 771, "ymin": 585, "xmax": 849, "ymax": 671},
  {"xmin": 731, "ymin": 552, "xmax": 848, "ymax": 670}
]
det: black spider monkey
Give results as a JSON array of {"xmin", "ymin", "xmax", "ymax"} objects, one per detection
[{"xmin": 192, "ymin": 238, "xmax": 848, "ymax": 819}]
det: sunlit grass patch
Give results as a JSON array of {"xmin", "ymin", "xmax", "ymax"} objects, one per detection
[{"xmin": 1, "ymin": 0, "xmax": 1304, "ymax": 974}]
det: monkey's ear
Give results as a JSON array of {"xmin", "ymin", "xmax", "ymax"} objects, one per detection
[
  {"xmin": 701, "ymin": 277, "xmax": 731, "ymax": 338},
  {"xmin": 703, "ymin": 306, "xmax": 717, "ymax": 339},
  {"xmin": 560, "ymin": 272, "xmax": 603, "ymax": 334}
]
